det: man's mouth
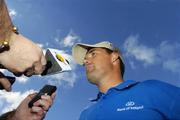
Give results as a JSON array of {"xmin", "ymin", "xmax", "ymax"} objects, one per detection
[{"xmin": 86, "ymin": 64, "xmax": 94, "ymax": 72}]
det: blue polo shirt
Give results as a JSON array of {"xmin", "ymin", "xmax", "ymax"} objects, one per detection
[{"xmin": 79, "ymin": 80, "xmax": 180, "ymax": 120}]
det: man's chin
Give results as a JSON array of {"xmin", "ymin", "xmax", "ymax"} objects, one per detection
[
  {"xmin": 86, "ymin": 68, "xmax": 94, "ymax": 73},
  {"xmin": 87, "ymin": 79, "xmax": 97, "ymax": 85},
  {"xmin": 87, "ymin": 74, "xmax": 98, "ymax": 85}
]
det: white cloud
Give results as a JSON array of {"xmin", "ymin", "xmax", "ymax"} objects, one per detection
[
  {"xmin": 123, "ymin": 35, "xmax": 180, "ymax": 74},
  {"xmin": 56, "ymin": 30, "xmax": 81, "ymax": 48},
  {"xmin": 9, "ymin": 9, "xmax": 17, "ymax": 18},
  {"xmin": 163, "ymin": 59, "xmax": 180, "ymax": 74},
  {"xmin": 37, "ymin": 43, "xmax": 44, "ymax": 48},
  {"xmin": 47, "ymin": 72, "xmax": 77, "ymax": 87},
  {"xmin": 38, "ymin": 42, "xmax": 50, "ymax": 49},
  {"xmin": 63, "ymin": 30, "xmax": 81, "ymax": 47},
  {"xmin": 158, "ymin": 41, "xmax": 180, "ymax": 74},
  {"xmin": 45, "ymin": 42, "xmax": 50, "ymax": 47},
  {"xmin": 39, "ymin": 29, "xmax": 81, "ymax": 50},
  {"xmin": 158, "ymin": 41, "xmax": 180, "ymax": 59},
  {"xmin": 15, "ymin": 76, "xmax": 29, "ymax": 84},
  {"xmin": 123, "ymin": 35, "xmax": 157, "ymax": 66},
  {"xmin": 0, "ymin": 90, "xmax": 36, "ymax": 114},
  {"xmin": 0, "ymin": 69, "xmax": 29, "ymax": 84},
  {"xmin": 0, "ymin": 69, "xmax": 6, "ymax": 73},
  {"xmin": 129, "ymin": 60, "xmax": 136, "ymax": 69}
]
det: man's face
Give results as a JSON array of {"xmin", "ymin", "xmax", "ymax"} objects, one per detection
[{"xmin": 83, "ymin": 48, "xmax": 113, "ymax": 85}]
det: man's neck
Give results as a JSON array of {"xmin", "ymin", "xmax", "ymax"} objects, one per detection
[{"xmin": 97, "ymin": 73, "xmax": 123, "ymax": 93}]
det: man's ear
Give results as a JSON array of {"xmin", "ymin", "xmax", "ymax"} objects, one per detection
[{"xmin": 111, "ymin": 52, "xmax": 119, "ymax": 63}]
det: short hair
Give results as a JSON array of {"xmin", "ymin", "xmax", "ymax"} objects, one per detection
[{"xmin": 104, "ymin": 47, "xmax": 125, "ymax": 78}]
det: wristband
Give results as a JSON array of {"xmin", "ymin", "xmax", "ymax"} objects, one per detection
[{"xmin": 0, "ymin": 26, "xmax": 19, "ymax": 53}]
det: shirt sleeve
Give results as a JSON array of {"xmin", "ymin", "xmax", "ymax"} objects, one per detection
[
  {"xmin": 144, "ymin": 80, "xmax": 180, "ymax": 119},
  {"xmin": 154, "ymin": 80, "xmax": 180, "ymax": 119}
]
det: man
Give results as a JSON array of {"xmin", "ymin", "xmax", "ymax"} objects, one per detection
[
  {"xmin": 72, "ymin": 41, "xmax": 180, "ymax": 120},
  {"xmin": 0, "ymin": 0, "xmax": 55, "ymax": 119}
]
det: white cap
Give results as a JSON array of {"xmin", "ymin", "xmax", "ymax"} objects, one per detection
[{"xmin": 72, "ymin": 41, "xmax": 123, "ymax": 65}]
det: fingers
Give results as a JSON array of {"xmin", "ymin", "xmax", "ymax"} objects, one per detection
[
  {"xmin": 21, "ymin": 93, "xmax": 38, "ymax": 105},
  {"xmin": 31, "ymin": 106, "xmax": 45, "ymax": 115},
  {"xmin": 41, "ymin": 54, "xmax": 47, "ymax": 68},
  {"xmin": 33, "ymin": 60, "xmax": 46, "ymax": 75},
  {"xmin": 28, "ymin": 93, "xmax": 38, "ymax": 100},
  {"xmin": 35, "ymin": 53, "xmax": 46, "ymax": 74},
  {"xmin": 51, "ymin": 92, "xmax": 56, "ymax": 100},
  {"xmin": 24, "ymin": 67, "xmax": 34, "ymax": 77},
  {"xmin": 30, "ymin": 94, "xmax": 52, "ymax": 120},
  {"xmin": 24, "ymin": 54, "xmax": 46, "ymax": 77},
  {"xmin": 0, "ymin": 73, "xmax": 12, "ymax": 91},
  {"xmin": 13, "ymin": 72, "xmax": 23, "ymax": 77},
  {"xmin": 0, "ymin": 78, "xmax": 11, "ymax": 91},
  {"xmin": 15, "ymin": 91, "xmax": 55, "ymax": 120},
  {"xmin": 33, "ymin": 94, "xmax": 54, "ymax": 112},
  {"xmin": 15, "ymin": 92, "xmax": 46, "ymax": 120},
  {"xmin": 30, "ymin": 106, "xmax": 46, "ymax": 120},
  {"xmin": 32, "ymin": 114, "xmax": 44, "ymax": 120},
  {"xmin": 0, "ymin": 33, "xmax": 46, "ymax": 77}
]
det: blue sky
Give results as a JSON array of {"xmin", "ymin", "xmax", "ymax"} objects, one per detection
[{"xmin": 0, "ymin": 0, "xmax": 180, "ymax": 120}]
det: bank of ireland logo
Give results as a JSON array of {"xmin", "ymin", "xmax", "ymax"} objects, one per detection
[
  {"xmin": 117, "ymin": 101, "xmax": 144, "ymax": 112},
  {"xmin": 125, "ymin": 101, "xmax": 135, "ymax": 107}
]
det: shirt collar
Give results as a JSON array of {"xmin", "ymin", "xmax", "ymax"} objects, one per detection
[
  {"xmin": 113, "ymin": 80, "xmax": 139, "ymax": 90},
  {"xmin": 91, "ymin": 80, "xmax": 139, "ymax": 102}
]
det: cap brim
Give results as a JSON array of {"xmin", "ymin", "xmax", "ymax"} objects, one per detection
[
  {"xmin": 72, "ymin": 43, "xmax": 99, "ymax": 65},
  {"xmin": 72, "ymin": 41, "xmax": 119, "ymax": 65}
]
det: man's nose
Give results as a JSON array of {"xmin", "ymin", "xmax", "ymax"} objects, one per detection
[{"xmin": 83, "ymin": 58, "xmax": 91, "ymax": 66}]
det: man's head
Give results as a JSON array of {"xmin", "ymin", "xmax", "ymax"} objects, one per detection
[{"xmin": 72, "ymin": 41, "xmax": 125, "ymax": 84}]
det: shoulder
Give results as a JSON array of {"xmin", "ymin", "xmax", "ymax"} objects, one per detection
[
  {"xmin": 141, "ymin": 79, "xmax": 165, "ymax": 86},
  {"xmin": 140, "ymin": 79, "xmax": 178, "ymax": 88},
  {"xmin": 139, "ymin": 79, "xmax": 180, "ymax": 94}
]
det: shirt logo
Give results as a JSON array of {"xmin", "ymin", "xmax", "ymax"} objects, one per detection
[
  {"xmin": 117, "ymin": 101, "xmax": 144, "ymax": 112},
  {"xmin": 125, "ymin": 101, "xmax": 135, "ymax": 107}
]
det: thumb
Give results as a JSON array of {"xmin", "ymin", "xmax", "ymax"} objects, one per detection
[{"xmin": 22, "ymin": 93, "xmax": 38, "ymax": 105}]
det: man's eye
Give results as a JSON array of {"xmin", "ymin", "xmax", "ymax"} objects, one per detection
[{"xmin": 92, "ymin": 52, "xmax": 96, "ymax": 57}]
